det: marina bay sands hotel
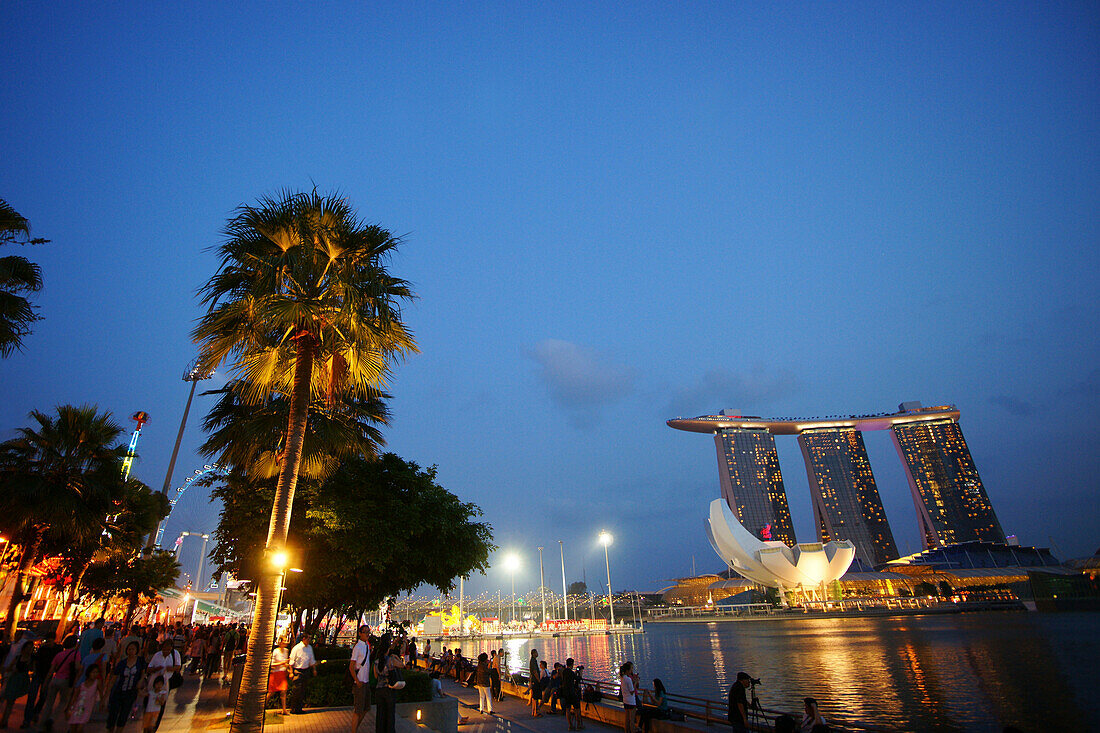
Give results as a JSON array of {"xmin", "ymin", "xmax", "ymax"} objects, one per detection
[{"xmin": 668, "ymin": 402, "xmax": 1006, "ymax": 567}]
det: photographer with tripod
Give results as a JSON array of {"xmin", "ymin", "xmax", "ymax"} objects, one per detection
[{"xmin": 727, "ymin": 672, "xmax": 762, "ymax": 733}]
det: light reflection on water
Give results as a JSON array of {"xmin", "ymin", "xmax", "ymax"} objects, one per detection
[{"xmin": 444, "ymin": 612, "xmax": 1098, "ymax": 731}]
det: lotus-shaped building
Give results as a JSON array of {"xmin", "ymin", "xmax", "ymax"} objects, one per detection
[{"xmin": 705, "ymin": 498, "xmax": 855, "ymax": 598}]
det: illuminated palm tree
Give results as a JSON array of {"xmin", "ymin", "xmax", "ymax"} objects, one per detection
[
  {"xmin": 0, "ymin": 199, "xmax": 49, "ymax": 357},
  {"xmin": 199, "ymin": 379, "xmax": 391, "ymax": 481},
  {"xmin": 193, "ymin": 190, "xmax": 415, "ymax": 733},
  {"xmin": 0, "ymin": 405, "xmax": 126, "ymax": 641}
]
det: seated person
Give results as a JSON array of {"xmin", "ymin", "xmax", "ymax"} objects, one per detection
[{"xmin": 639, "ymin": 679, "xmax": 671, "ymax": 733}]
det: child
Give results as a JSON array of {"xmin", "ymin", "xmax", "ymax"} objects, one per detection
[
  {"xmin": 142, "ymin": 677, "xmax": 167, "ymax": 733},
  {"xmin": 66, "ymin": 663, "xmax": 103, "ymax": 733}
]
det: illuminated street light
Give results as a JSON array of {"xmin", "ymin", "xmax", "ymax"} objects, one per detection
[
  {"xmin": 503, "ymin": 553, "xmax": 520, "ymax": 624},
  {"xmin": 270, "ymin": 551, "xmax": 289, "ymax": 571},
  {"xmin": 599, "ymin": 531, "xmax": 614, "ymax": 626}
]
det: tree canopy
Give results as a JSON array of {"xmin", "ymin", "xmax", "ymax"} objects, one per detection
[{"xmin": 210, "ymin": 453, "xmax": 494, "ymax": 627}]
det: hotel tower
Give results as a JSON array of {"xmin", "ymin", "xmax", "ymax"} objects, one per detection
[{"xmin": 670, "ymin": 403, "xmax": 1006, "ymax": 565}]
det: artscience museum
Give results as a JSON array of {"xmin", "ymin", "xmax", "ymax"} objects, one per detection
[{"xmin": 705, "ymin": 498, "xmax": 855, "ymax": 602}]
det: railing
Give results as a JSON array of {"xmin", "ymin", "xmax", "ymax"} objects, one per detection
[
  {"xmin": 577, "ymin": 676, "xmax": 895, "ymax": 732},
  {"xmin": 645, "ymin": 603, "xmax": 778, "ymax": 618},
  {"xmin": 424, "ymin": 654, "xmax": 895, "ymax": 732}
]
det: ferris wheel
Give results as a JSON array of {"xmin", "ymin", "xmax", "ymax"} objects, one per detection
[{"xmin": 152, "ymin": 463, "xmax": 228, "ymax": 547}]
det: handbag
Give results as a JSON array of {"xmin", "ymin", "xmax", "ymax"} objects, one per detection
[
  {"xmin": 168, "ymin": 652, "xmax": 183, "ymax": 689},
  {"xmin": 388, "ymin": 666, "xmax": 405, "ymax": 690}
]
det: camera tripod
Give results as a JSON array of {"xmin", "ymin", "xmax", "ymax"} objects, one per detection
[{"xmin": 746, "ymin": 681, "xmax": 766, "ymax": 729}]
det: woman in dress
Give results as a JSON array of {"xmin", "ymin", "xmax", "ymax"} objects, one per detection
[
  {"xmin": 267, "ymin": 638, "xmax": 290, "ymax": 715},
  {"xmin": 65, "ymin": 663, "xmax": 103, "ymax": 733}
]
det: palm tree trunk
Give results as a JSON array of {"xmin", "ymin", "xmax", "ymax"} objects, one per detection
[
  {"xmin": 4, "ymin": 529, "xmax": 44, "ymax": 643},
  {"xmin": 230, "ymin": 334, "xmax": 314, "ymax": 733},
  {"xmin": 54, "ymin": 564, "xmax": 90, "ymax": 642}
]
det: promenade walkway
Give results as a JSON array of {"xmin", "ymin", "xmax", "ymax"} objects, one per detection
[{"xmin": 4, "ymin": 672, "xmax": 624, "ymax": 733}]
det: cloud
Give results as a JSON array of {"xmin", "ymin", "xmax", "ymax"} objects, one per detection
[
  {"xmin": 989, "ymin": 394, "xmax": 1036, "ymax": 417},
  {"xmin": 528, "ymin": 339, "xmax": 634, "ymax": 421},
  {"xmin": 664, "ymin": 367, "xmax": 801, "ymax": 417}
]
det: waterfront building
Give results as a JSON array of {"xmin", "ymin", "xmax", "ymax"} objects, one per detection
[
  {"xmin": 798, "ymin": 428, "xmax": 899, "ymax": 566},
  {"xmin": 670, "ymin": 403, "xmax": 1008, "ymax": 557},
  {"xmin": 713, "ymin": 426, "xmax": 796, "ymax": 544},
  {"xmin": 892, "ymin": 418, "xmax": 1006, "ymax": 548}
]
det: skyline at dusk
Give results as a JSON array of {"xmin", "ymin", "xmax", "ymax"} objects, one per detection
[{"xmin": 2, "ymin": 2, "xmax": 1097, "ymax": 595}]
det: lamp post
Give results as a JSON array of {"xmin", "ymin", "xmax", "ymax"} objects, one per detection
[
  {"xmin": 503, "ymin": 554, "xmax": 520, "ymax": 625},
  {"xmin": 537, "ymin": 547, "xmax": 547, "ymax": 626},
  {"xmin": 148, "ymin": 360, "xmax": 214, "ymax": 548},
  {"xmin": 196, "ymin": 533, "xmax": 210, "ymax": 590},
  {"xmin": 558, "ymin": 540, "xmax": 569, "ymax": 621},
  {"xmin": 599, "ymin": 531, "xmax": 614, "ymax": 626}
]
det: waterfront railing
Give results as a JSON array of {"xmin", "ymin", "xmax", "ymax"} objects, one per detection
[{"xmin": 577, "ymin": 675, "xmax": 895, "ymax": 732}]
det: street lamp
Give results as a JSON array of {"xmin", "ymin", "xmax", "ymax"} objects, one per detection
[
  {"xmin": 558, "ymin": 540, "xmax": 569, "ymax": 621},
  {"xmin": 599, "ymin": 530, "xmax": 614, "ymax": 626},
  {"xmin": 149, "ymin": 359, "xmax": 214, "ymax": 548},
  {"xmin": 503, "ymin": 554, "xmax": 520, "ymax": 624},
  {"xmin": 537, "ymin": 546, "xmax": 547, "ymax": 626}
]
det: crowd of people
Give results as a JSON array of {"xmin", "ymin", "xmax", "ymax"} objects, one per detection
[
  {"xmin": 0, "ymin": 619, "xmax": 249, "ymax": 733},
  {"xmin": 1, "ymin": 620, "xmax": 837, "ymax": 733}
]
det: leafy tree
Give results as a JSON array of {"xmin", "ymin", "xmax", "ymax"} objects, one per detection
[
  {"xmin": 47, "ymin": 480, "xmax": 171, "ymax": 638},
  {"xmin": 81, "ymin": 550, "xmax": 179, "ymax": 627},
  {"xmin": 193, "ymin": 191, "xmax": 416, "ymax": 732},
  {"xmin": 567, "ymin": 581, "xmax": 588, "ymax": 596},
  {"xmin": 0, "ymin": 405, "xmax": 126, "ymax": 641},
  {"xmin": 0, "ymin": 199, "xmax": 49, "ymax": 357},
  {"xmin": 210, "ymin": 454, "xmax": 494, "ymax": 635}
]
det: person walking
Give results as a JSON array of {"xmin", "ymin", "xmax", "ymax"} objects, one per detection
[
  {"xmin": 146, "ymin": 638, "xmax": 181, "ymax": 732},
  {"xmin": 76, "ymin": 621, "xmax": 104, "ymax": 661},
  {"xmin": 349, "ymin": 627, "xmax": 372, "ymax": 733},
  {"xmin": 25, "ymin": 636, "xmax": 60, "ymax": 727},
  {"xmin": 64, "ymin": 663, "xmax": 102, "ymax": 733},
  {"xmin": 267, "ymin": 638, "xmax": 290, "ymax": 717},
  {"xmin": 288, "ymin": 633, "xmax": 317, "ymax": 714},
  {"xmin": 38, "ymin": 636, "xmax": 80, "ymax": 732},
  {"xmin": 104, "ymin": 642, "xmax": 145, "ymax": 733},
  {"xmin": 0, "ymin": 643, "xmax": 34, "ymax": 728},
  {"xmin": 474, "ymin": 653, "xmax": 492, "ymax": 715}
]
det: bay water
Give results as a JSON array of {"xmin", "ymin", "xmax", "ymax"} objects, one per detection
[{"xmin": 449, "ymin": 611, "xmax": 1098, "ymax": 731}]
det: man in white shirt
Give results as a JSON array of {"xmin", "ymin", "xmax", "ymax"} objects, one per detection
[
  {"xmin": 288, "ymin": 633, "xmax": 317, "ymax": 714},
  {"xmin": 147, "ymin": 638, "xmax": 182, "ymax": 731},
  {"xmin": 349, "ymin": 626, "xmax": 372, "ymax": 733}
]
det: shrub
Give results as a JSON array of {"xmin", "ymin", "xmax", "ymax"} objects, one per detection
[
  {"xmin": 313, "ymin": 645, "xmax": 353, "ymax": 661},
  {"xmin": 266, "ymin": 669, "xmax": 432, "ymax": 708}
]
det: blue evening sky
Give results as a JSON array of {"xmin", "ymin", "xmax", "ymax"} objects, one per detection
[{"xmin": 2, "ymin": 2, "xmax": 1097, "ymax": 595}]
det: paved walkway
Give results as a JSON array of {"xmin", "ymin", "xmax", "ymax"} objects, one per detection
[
  {"xmin": 4, "ymin": 673, "xmax": 624, "ymax": 733},
  {"xmin": 437, "ymin": 678, "xmax": 621, "ymax": 733}
]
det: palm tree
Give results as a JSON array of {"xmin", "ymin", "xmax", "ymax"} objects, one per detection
[
  {"xmin": 0, "ymin": 405, "xmax": 126, "ymax": 641},
  {"xmin": 193, "ymin": 190, "xmax": 416, "ymax": 733},
  {"xmin": 199, "ymin": 379, "xmax": 391, "ymax": 481},
  {"xmin": 0, "ymin": 199, "xmax": 49, "ymax": 357}
]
